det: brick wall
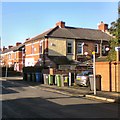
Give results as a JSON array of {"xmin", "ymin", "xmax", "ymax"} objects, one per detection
[
  {"xmin": 25, "ymin": 39, "xmax": 46, "ymax": 66},
  {"xmin": 48, "ymin": 38, "xmax": 66, "ymax": 56},
  {"xmin": 96, "ymin": 61, "xmax": 120, "ymax": 92}
]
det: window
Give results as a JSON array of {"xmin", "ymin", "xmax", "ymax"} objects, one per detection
[
  {"xmin": 8, "ymin": 53, "xmax": 11, "ymax": 59},
  {"xmin": 40, "ymin": 42, "xmax": 42, "ymax": 54},
  {"xmin": 77, "ymin": 43, "xmax": 83, "ymax": 54},
  {"xmin": 67, "ymin": 42, "xmax": 72, "ymax": 54},
  {"xmin": 31, "ymin": 44, "xmax": 34, "ymax": 54},
  {"xmin": 95, "ymin": 44, "xmax": 99, "ymax": 53}
]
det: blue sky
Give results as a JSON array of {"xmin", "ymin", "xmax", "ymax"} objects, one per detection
[{"xmin": 1, "ymin": 2, "xmax": 118, "ymax": 47}]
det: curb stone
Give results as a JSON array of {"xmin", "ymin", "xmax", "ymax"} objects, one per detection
[
  {"xmin": 85, "ymin": 95, "xmax": 116, "ymax": 103},
  {"xmin": 39, "ymin": 86, "xmax": 116, "ymax": 102}
]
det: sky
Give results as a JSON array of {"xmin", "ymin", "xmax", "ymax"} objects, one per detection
[{"xmin": 1, "ymin": 2, "xmax": 118, "ymax": 47}]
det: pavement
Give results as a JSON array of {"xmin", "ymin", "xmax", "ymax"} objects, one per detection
[{"xmin": 1, "ymin": 76, "xmax": 120, "ymax": 103}]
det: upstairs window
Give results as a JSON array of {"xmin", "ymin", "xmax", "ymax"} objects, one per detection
[
  {"xmin": 77, "ymin": 43, "xmax": 83, "ymax": 54},
  {"xmin": 67, "ymin": 42, "xmax": 73, "ymax": 54},
  {"xmin": 95, "ymin": 44, "xmax": 99, "ymax": 53},
  {"xmin": 8, "ymin": 53, "xmax": 11, "ymax": 59},
  {"xmin": 31, "ymin": 44, "xmax": 34, "ymax": 54},
  {"xmin": 40, "ymin": 42, "xmax": 43, "ymax": 54}
]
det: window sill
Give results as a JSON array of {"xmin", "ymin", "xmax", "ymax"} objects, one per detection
[
  {"xmin": 77, "ymin": 54, "xmax": 83, "ymax": 55},
  {"xmin": 67, "ymin": 53, "xmax": 74, "ymax": 55}
]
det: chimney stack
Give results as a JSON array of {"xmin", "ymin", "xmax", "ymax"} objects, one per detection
[
  {"xmin": 16, "ymin": 42, "xmax": 22, "ymax": 46},
  {"xmin": 98, "ymin": 21, "xmax": 108, "ymax": 32},
  {"xmin": 56, "ymin": 21, "xmax": 65, "ymax": 28},
  {"xmin": 3, "ymin": 46, "xmax": 7, "ymax": 51},
  {"xmin": 8, "ymin": 45, "xmax": 13, "ymax": 49}
]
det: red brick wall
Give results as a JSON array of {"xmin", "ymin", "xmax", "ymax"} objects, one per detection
[{"xmin": 25, "ymin": 39, "xmax": 46, "ymax": 66}]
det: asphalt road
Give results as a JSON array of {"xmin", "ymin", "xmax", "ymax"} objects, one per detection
[{"xmin": 1, "ymin": 79, "xmax": 119, "ymax": 119}]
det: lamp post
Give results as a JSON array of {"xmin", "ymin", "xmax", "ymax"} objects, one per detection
[{"xmin": 92, "ymin": 51, "xmax": 96, "ymax": 95}]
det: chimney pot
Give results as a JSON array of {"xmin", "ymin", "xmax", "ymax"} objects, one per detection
[{"xmin": 26, "ymin": 38, "xmax": 30, "ymax": 41}]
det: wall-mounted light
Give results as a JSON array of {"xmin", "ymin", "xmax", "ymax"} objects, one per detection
[
  {"xmin": 50, "ymin": 43, "xmax": 55, "ymax": 46},
  {"xmin": 84, "ymin": 52, "xmax": 88, "ymax": 56},
  {"xmin": 105, "ymin": 47, "xmax": 110, "ymax": 51},
  {"xmin": 51, "ymin": 43, "xmax": 53, "ymax": 46},
  {"xmin": 82, "ymin": 42, "xmax": 84, "ymax": 46}
]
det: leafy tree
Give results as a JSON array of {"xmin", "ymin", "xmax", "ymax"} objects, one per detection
[{"xmin": 107, "ymin": 18, "xmax": 120, "ymax": 61}]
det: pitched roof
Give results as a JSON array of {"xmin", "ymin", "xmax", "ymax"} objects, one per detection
[
  {"xmin": 2, "ymin": 43, "xmax": 24, "ymax": 54},
  {"xmin": 25, "ymin": 27, "xmax": 58, "ymax": 43},
  {"xmin": 13, "ymin": 43, "xmax": 25, "ymax": 52},
  {"xmin": 48, "ymin": 56, "xmax": 71, "ymax": 65},
  {"xmin": 47, "ymin": 26, "xmax": 112, "ymax": 41},
  {"xmin": 26, "ymin": 25, "xmax": 112, "ymax": 43}
]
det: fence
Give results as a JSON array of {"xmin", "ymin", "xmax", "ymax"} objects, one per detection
[{"xmin": 96, "ymin": 61, "xmax": 120, "ymax": 92}]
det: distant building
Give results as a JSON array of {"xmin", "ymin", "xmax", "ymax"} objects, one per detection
[{"xmin": 1, "ymin": 42, "xmax": 25, "ymax": 72}]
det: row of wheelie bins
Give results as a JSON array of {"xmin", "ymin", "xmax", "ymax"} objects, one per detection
[
  {"xmin": 43, "ymin": 74, "xmax": 74, "ymax": 87},
  {"xmin": 23, "ymin": 72, "xmax": 44, "ymax": 83},
  {"xmin": 23, "ymin": 72, "xmax": 74, "ymax": 86}
]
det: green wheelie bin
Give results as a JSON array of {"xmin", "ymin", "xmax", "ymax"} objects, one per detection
[
  {"xmin": 56, "ymin": 74, "xmax": 61, "ymax": 87},
  {"xmin": 48, "ymin": 74, "xmax": 53, "ymax": 85}
]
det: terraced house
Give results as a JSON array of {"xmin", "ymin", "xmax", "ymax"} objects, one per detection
[
  {"xmin": 25, "ymin": 21, "xmax": 112, "ymax": 69},
  {"xmin": 1, "ymin": 42, "xmax": 25, "ymax": 72}
]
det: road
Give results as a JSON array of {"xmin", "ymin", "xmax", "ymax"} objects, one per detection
[{"xmin": 1, "ymin": 79, "xmax": 119, "ymax": 119}]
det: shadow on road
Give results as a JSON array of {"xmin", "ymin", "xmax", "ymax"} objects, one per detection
[
  {"xmin": 2, "ymin": 87, "xmax": 19, "ymax": 95},
  {"xmin": 2, "ymin": 96, "xmax": 119, "ymax": 119}
]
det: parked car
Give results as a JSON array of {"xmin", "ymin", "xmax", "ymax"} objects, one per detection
[{"xmin": 75, "ymin": 70, "xmax": 93, "ymax": 87}]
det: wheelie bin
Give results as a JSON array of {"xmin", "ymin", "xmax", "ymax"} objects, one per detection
[{"xmin": 48, "ymin": 74, "xmax": 53, "ymax": 85}]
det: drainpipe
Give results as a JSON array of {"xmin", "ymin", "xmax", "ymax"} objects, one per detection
[{"xmin": 100, "ymin": 39, "xmax": 103, "ymax": 57}]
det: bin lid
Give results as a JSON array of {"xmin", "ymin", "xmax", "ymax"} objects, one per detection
[{"xmin": 89, "ymin": 74, "xmax": 93, "ymax": 77}]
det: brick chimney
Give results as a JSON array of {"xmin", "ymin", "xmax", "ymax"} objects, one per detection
[
  {"xmin": 98, "ymin": 21, "xmax": 108, "ymax": 32},
  {"xmin": 8, "ymin": 45, "xmax": 13, "ymax": 49},
  {"xmin": 16, "ymin": 42, "xmax": 22, "ymax": 46},
  {"xmin": 56, "ymin": 21, "xmax": 65, "ymax": 28},
  {"xmin": 3, "ymin": 46, "xmax": 7, "ymax": 51}
]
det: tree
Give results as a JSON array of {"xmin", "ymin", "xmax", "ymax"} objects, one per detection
[{"xmin": 107, "ymin": 18, "xmax": 120, "ymax": 61}]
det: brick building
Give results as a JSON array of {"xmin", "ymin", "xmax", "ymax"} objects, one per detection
[
  {"xmin": 1, "ymin": 42, "xmax": 25, "ymax": 72},
  {"xmin": 25, "ymin": 21, "xmax": 112, "ymax": 68}
]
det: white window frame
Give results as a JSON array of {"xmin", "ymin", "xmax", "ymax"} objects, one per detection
[
  {"xmin": 77, "ymin": 42, "xmax": 83, "ymax": 55},
  {"xmin": 8, "ymin": 53, "xmax": 11, "ymax": 59},
  {"xmin": 67, "ymin": 41, "xmax": 73, "ymax": 54},
  {"xmin": 40, "ymin": 41, "xmax": 43, "ymax": 54}
]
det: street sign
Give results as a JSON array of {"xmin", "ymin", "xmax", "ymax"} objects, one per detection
[
  {"xmin": 92, "ymin": 51, "xmax": 95, "ymax": 55},
  {"xmin": 115, "ymin": 47, "xmax": 120, "ymax": 51}
]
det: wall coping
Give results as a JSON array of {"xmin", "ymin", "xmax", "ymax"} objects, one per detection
[{"xmin": 96, "ymin": 61, "xmax": 120, "ymax": 65}]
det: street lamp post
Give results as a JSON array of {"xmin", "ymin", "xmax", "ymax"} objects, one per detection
[{"xmin": 92, "ymin": 51, "xmax": 96, "ymax": 95}]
